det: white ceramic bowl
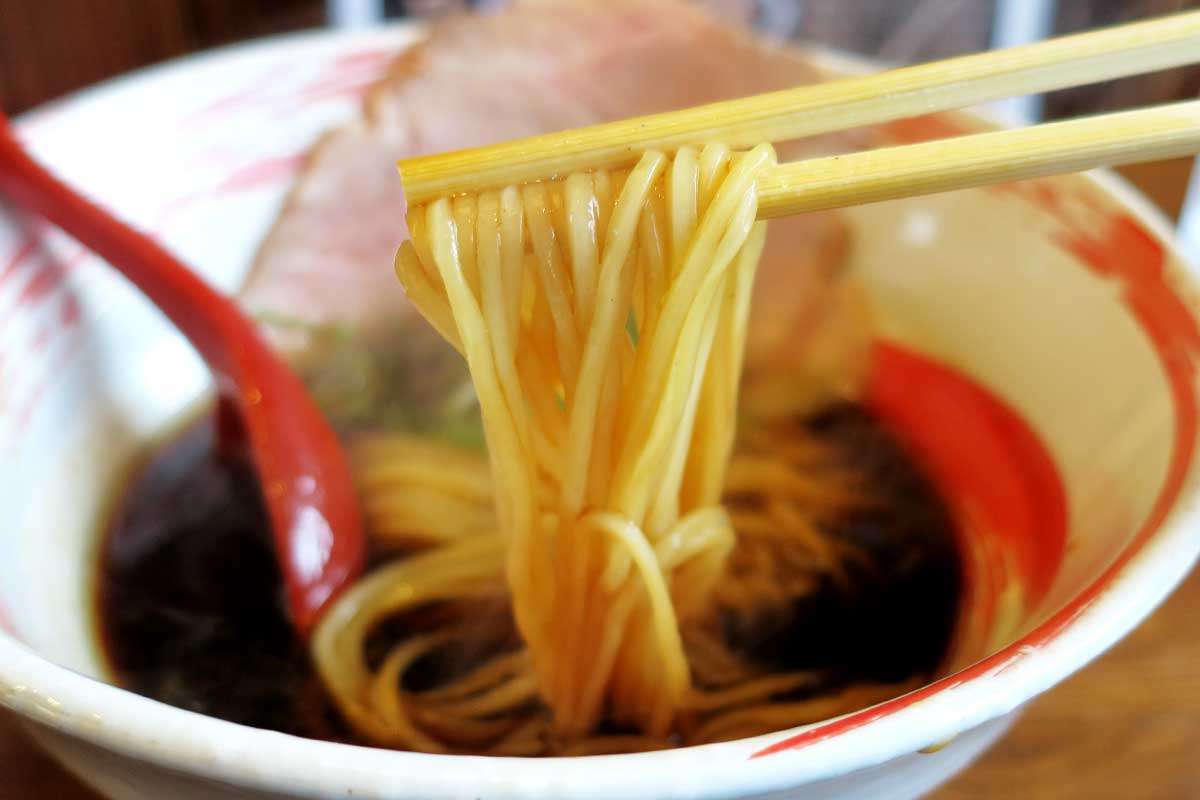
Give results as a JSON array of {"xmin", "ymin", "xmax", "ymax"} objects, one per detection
[{"xmin": 2, "ymin": 28, "xmax": 1200, "ymax": 800}]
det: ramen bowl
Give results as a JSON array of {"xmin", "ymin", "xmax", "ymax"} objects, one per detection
[{"xmin": 2, "ymin": 28, "xmax": 1199, "ymax": 800}]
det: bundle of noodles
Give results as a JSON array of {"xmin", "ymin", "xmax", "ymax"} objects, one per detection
[
  {"xmin": 312, "ymin": 145, "xmax": 912, "ymax": 754},
  {"xmin": 402, "ymin": 143, "xmax": 774, "ymax": 739}
]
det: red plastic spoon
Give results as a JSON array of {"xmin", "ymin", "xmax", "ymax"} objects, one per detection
[{"xmin": 0, "ymin": 112, "xmax": 364, "ymax": 635}]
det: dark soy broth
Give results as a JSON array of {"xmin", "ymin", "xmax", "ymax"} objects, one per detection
[{"xmin": 96, "ymin": 403, "xmax": 960, "ymax": 745}]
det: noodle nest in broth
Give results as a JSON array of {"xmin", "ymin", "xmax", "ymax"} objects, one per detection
[{"xmin": 312, "ymin": 144, "xmax": 914, "ymax": 755}]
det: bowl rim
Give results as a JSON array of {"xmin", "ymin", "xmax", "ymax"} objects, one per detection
[{"xmin": 3, "ymin": 26, "xmax": 1200, "ymax": 800}]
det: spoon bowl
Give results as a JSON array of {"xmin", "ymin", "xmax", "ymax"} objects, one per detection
[{"xmin": 0, "ymin": 110, "xmax": 365, "ymax": 634}]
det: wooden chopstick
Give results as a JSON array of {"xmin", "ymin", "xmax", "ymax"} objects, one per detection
[
  {"xmin": 399, "ymin": 10, "xmax": 1200, "ymax": 205},
  {"xmin": 754, "ymin": 99, "xmax": 1200, "ymax": 219}
]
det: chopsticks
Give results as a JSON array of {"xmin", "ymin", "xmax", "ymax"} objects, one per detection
[
  {"xmin": 399, "ymin": 10, "xmax": 1200, "ymax": 208},
  {"xmin": 755, "ymin": 99, "xmax": 1200, "ymax": 219}
]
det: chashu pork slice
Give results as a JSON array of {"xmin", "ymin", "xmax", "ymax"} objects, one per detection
[{"xmin": 241, "ymin": 0, "xmax": 865, "ymax": 418}]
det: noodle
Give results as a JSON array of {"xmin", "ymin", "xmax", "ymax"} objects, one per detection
[
  {"xmin": 317, "ymin": 418, "xmax": 899, "ymax": 753},
  {"xmin": 313, "ymin": 144, "xmax": 912, "ymax": 755}
]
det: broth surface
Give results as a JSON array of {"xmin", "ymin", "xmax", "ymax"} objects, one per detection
[{"xmin": 96, "ymin": 403, "xmax": 959, "ymax": 745}]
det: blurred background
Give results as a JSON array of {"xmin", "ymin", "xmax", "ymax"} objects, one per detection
[
  {"xmin": 1, "ymin": 2, "xmax": 1199, "ymax": 799},
  {"xmin": 2, "ymin": 0, "xmax": 1198, "ymax": 222}
]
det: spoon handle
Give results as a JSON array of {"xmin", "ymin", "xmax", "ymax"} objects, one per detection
[{"xmin": 0, "ymin": 112, "xmax": 364, "ymax": 634}]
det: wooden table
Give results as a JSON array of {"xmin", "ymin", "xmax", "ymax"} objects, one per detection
[{"xmin": 2, "ymin": 565, "xmax": 1197, "ymax": 798}]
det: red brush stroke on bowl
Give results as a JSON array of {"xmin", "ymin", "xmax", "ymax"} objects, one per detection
[
  {"xmin": 330, "ymin": 49, "xmax": 395, "ymax": 70},
  {"xmin": 869, "ymin": 341, "xmax": 1068, "ymax": 613},
  {"xmin": 2, "ymin": 337, "xmax": 82, "ymax": 454},
  {"xmin": 181, "ymin": 48, "xmax": 393, "ymax": 127},
  {"xmin": 1055, "ymin": 215, "xmax": 1200, "ymax": 555},
  {"xmin": 59, "ymin": 292, "xmax": 79, "ymax": 326},
  {"xmin": 286, "ymin": 48, "xmax": 396, "ymax": 110},
  {"xmin": 181, "ymin": 62, "xmax": 294, "ymax": 125},
  {"xmin": 0, "ymin": 237, "xmax": 38, "ymax": 293},
  {"xmin": 14, "ymin": 257, "xmax": 64, "ymax": 309},
  {"xmin": 217, "ymin": 154, "xmax": 306, "ymax": 193}
]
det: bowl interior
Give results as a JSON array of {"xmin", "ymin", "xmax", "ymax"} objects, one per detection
[{"xmin": 850, "ymin": 168, "xmax": 1183, "ymax": 662}]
